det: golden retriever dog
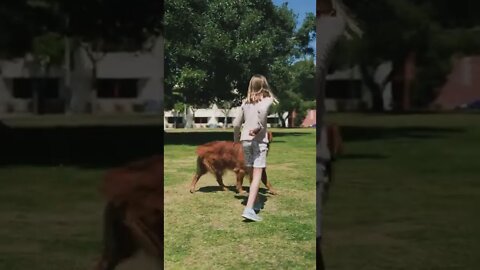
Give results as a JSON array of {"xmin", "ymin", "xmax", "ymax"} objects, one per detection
[{"xmin": 190, "ymin": 132, "xmax": 277, "ymax": 194}]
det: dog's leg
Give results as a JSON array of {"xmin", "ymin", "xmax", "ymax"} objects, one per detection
[
  {"xmin": 261, "ymin": 168, "xmax": 278, "ymax": 195},
  {"xmin": 215, "ymin": 172, "xmax": 228, "ymax": 191},
  {"xmin": 323, "ymin": 160, "xmax": 333, "ymax": 203},
  {"xmin": 190, "ymin": 157, "xmax": 207, "ymax": 193},
  {"xmin": 124, "ymin": 210, "xmax": 162, "ymax": 258},
  {"xmin": 235, "ymin": 169, "xmax": 246, "ymax": 194}
]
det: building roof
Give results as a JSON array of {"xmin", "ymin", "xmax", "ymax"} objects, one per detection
[
  {"xmin": 432, "ymin": 56, "xmax": 480, "ymax": 109},
  {"xmin": 327, "ymin": 65, "xmax": 362, "ymax": 80},
  {"xmin": 301, "ymin": 109, "xmax": 316, "ymax": 127},
  {"xmin": 0, "ymin": 58, "xmax": 63, "ymax": 78},
  {"xmin": 96, "ymin": 52, "xmax": 161, "ymax": 79},
  {"xmin": 164, "ymin": 105, "xmax": 279, "ymax": 118}
]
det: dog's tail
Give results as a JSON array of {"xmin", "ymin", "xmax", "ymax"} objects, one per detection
[{"xmin": 195, "ymin": 155, "xmax": 206, "ymax": 174}]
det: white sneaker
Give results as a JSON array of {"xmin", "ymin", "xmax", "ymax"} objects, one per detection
[{"xmin": 242, "ymin": 208, "xmax": 262, "ymax": 222}]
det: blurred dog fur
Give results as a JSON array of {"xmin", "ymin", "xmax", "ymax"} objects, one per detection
[
  {"xmin": 95, "ymin": 155, "xmax": 163, "ymax": 270},
  {"xmin": 323, "ymin": 123, "xmax": 343, "ymax": 202}
]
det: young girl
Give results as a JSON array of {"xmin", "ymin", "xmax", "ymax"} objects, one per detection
[{"xmin": 233, "ymin": 74, "xmax": 278, "ymax": 222}]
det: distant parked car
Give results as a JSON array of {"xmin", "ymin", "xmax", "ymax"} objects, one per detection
[
  {"xmin": 207, "ymin": 123, "xmax": 219, "ymax": 128},
  {"xmin": 467, "ymin": 100, "xmax": 480, "ymax": 109},
  {"xmin": 456, "ymin": 100, "xmax": 480, "ymax": 110}
]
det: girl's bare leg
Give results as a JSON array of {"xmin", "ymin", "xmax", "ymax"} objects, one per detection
[{"xmin": 246, "ymin": 167, "xmax": 263, "ymax": 209}]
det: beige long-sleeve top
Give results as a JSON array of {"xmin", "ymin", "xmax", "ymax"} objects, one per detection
[{"xmin": 233, "ymin": 97, "xmax": 274, "ymax": 144}]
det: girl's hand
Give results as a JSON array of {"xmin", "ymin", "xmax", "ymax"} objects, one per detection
[{"xmin": 249, "ymin": 127, "xmax": 261, "ymax": 136}]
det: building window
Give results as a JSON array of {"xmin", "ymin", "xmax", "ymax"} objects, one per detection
[
  {"xmin": 41, "ymin": 79, "xmax": 60, "ymax": 98},
  {"xmin": 267, "ymin": 117, "xmax": 278, "ymax": 124},
  {"xmin": 195, "ymin": 117, "xmax": 208, "ymax": 123},
  {"xmin": 12, "ymin": 78, "xmax": 59, "ymax": 99},
  {"xmin": 97, "ymin": 79, "xmax": 138, "ymax": 98},
  {"xmin": 12, "ymin": 79, "xmax": 33, "ymax": 98},
  {"xmin": 326, "ymin": 80, "xmax": 362, "ymax": 99},
  {"xmin": 217, "ymin": 117, "xmax": 233, "ymax": 124},
  {"xmin": 166, "ymin": 117, "xmax": 183, "ymax": 124}
]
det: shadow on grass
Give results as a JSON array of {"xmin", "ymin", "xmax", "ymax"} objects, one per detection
[
  {"xmin": 164, "ymin": 131, "xmax": 309, "ymax": 145},
  {"xmin": 0, "ymin": 123, "xmax": 163, "ymax": 168},
  {"xmin": 341, "ymin": 126, "xmax": 465, "ymax": 142},
  {"xmin": 197, "ymin": 185, "xmax": 238, "ymax": 193},
  {"xmin": 340, "ymin": 153, "xmax": 389, "ymax": 160},
  {"xmin": 233, "ymin": 188, "xmax": 270, "ymax": 214}
]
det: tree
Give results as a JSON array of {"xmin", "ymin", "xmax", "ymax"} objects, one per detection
[
  {"xmin": 0, "ymin": 1, "xmax": 59, "ymax": 58},
  {"xmin": 295, "ymin": 12, "xmax": 316, "ymax": 58},
  {"xmin": 58, "ymin": 0, "xmax": 164, "ymax": 112},
  {"xmin": 172, "ymin": 101, "xmax": 185, "ymax": 128},
  {"xmin": 164, "ymin": 0, "xmax": 297, "ymax": 109},
  {"xmin": 218, "ymin": 100, "xmax": 234, "ymax": 129},
  {"xmin": 340, "ymin": 0, "xmax": 480, "ymax": 111}
]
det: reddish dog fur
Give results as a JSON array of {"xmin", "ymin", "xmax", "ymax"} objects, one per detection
[
  {"xmin": 190, "ymin": 132, "xmax": 277, "ymax": 194},
  {"xmin": 323, "ymin": 123, "xmax": 344, "ymax": 203},
  {"xmin": 95, "ymin": 155, "xmax": 163, "ymax": 270},
  {"xmin": 326, "ymin": 123, "xmax": 343, "ymax": 159}
]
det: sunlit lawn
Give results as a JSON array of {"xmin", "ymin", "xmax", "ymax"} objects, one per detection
[
  {"xmin": 323, "ymin": 113, "xmax": 480, "ymax": 270},
  {"xmin": 164, "ymin": 128, "xmax": 316, "ymax": 269}
]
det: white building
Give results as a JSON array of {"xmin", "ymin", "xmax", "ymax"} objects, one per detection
[
  {"xmin": 0, "ymin": 36, "xmax": 164, "ymax": 115},
  {"xmin": 164, "ymin": 104, "xmax": 288, "ymax": 129},
  {"xmin": 325, "ymin": 63, "xmax": 393, "ymax": 112},
  {"xmin": 0, "ymin": 56, "xmax": 65, "ymax": 114}
]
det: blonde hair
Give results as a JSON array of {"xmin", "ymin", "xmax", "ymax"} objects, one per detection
[{"xmin": 246, "ymin": 74, "xmax": 277, "ymax": 104}]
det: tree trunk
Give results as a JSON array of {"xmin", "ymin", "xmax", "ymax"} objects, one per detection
[
  {"xmin": 64, "ymin": 36, "xmax": 71, "ymax": 114},
  {"xmin": 359, "ymin": 64, "xmax": 384, "ymax": 112},
  {"xmin": 391, "ymin": 60, "xmax": 404, "ymax": 112},
  {"xmin": 288, "ymin": 110, "xmax": 297, "ymax": 128},
  {"xmin": 91, "ymin": 63, "xmax": 97, "ymax": 114},
  {"xmin": 33, "ymin": 79, "xmax": 39, "ymax": 115},
  {"xmin": 173, "ymin": 111, "xmax": 177, "ymax": 128},
  {"xmin": 391, "ymin": 52, "xmax": 416, "ymax": 112},
  {"xmin": 277, "ymin": 112, "xmax": 286, "ymax": 128}
]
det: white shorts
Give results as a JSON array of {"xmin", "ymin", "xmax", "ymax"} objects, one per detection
[{"xmin": 242, "ymin": 140, "xmax": 268, "ymax": 168}]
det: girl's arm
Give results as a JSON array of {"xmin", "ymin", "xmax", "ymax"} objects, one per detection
[
  {"xmin": 232, "ymin": 107, "xmax": 244, "ymax": 142},
  {"xmin": 250, "ymin": 97, "xmax": 273, "ymax": 136}
]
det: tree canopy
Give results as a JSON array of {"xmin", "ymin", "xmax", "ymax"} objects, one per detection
[
  {"xmin": 164, "ymin": 0, "xmax": 315, "ymax": 113},
  {"xmin": 0, "ymin": 0, "xmax": 164, "ymax": 60},
  {"xmin": 337, "ymin": 0, "xmax": 480, "ymax": 111}
]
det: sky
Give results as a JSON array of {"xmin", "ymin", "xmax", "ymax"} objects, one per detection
[{"xmin": 272, "ymin": 0, "xmax": 316, "ymax": 55}]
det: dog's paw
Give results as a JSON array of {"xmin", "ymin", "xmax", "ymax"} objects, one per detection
[{"xmin": 269, "ymin": 189, "xmax": 279, "ymax": 195}]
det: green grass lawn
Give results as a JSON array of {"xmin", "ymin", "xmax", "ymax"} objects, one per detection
[
  {"xmin": 323, "ymin": 113, "xmax": 480, "ymax": 270},
  {"xmin": 0, "ymin": 166, "xmax": 104, "ymax": 270},
  {"xmin": 2, "ymin": 113, "xmax": 479, "ymax": 269},
  {"xmin": 164, "ymin": 128, "xmax": 316, "ymax": 269},
  {"xmin": 0, "ymin": 115, "xmax": 163, "ymax": 270},
  {"xmin": 0, "ymin": 113, "xmax": 163, "ymax": 127}
]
